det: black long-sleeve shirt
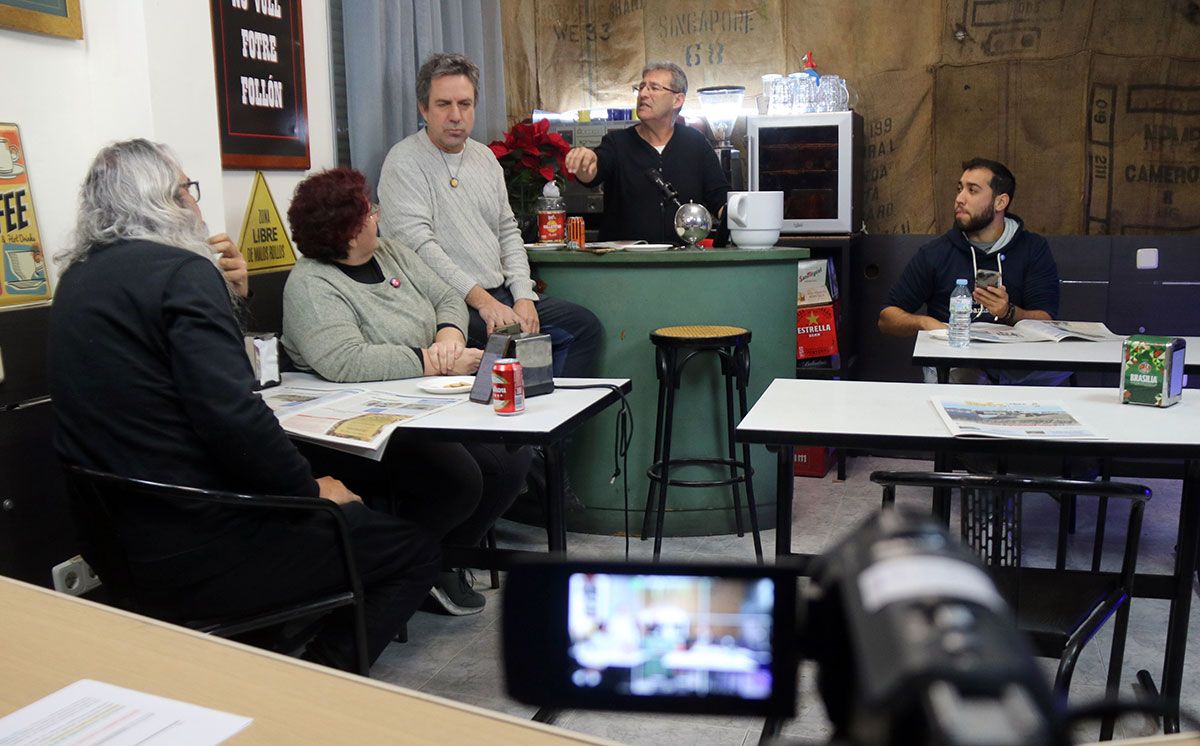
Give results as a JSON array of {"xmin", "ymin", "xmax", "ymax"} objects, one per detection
[
  {"xmin": 581, "ymin": 123, "xmax": 729, "ymax": 244},
  {"xmin": 49, "ymin": 240, "xmax": 317, "ymax": 584}
]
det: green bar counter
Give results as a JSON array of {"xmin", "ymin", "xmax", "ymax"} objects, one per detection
[{"xmin": 530, "ymin": 246, "xmax": 810, "ymax": 537}]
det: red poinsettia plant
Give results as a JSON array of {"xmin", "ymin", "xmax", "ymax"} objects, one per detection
[{"xmin": 488, "ymin": 118, "xmax": 574, "ymax": 218}]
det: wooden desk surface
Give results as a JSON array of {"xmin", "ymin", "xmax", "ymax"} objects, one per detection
[{"xmin": 0, "ymin": 577, "xmax": 611, "ymax": 745}]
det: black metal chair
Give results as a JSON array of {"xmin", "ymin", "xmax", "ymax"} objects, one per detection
[
  {"xmin": 641, "ymin": 324, "xmax": 762, "ymax": 562},
  {"xmin": 63, "ymin": 464, "xmax": 371, "ymax": 675},
  {"xmin": 871, "ymin": 471, "xmax": 1151, "ymax": 741}
]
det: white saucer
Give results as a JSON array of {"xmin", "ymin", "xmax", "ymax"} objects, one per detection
[
  {"xmin": 525, "ymin": 242, "xmax": 565, "ymax": 252},
  {"xmin": 6, "ymin": 279, "xmax": 46, "ymax": 291},
  {"xmin": 0, "ymin": 164, "xmax": 25, "ymax": 179},
  {"xmin": 417, "ymin": 376, "xmax": 476, "ymax": 395},
  {"xmin": 624, "ymin": 243, "xmax": 672, "ymax": 253}
]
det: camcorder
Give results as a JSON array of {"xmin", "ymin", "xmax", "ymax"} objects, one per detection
[{"xmin": 503, "ymin": 510, "xmax": 1072, "ymax": 746}]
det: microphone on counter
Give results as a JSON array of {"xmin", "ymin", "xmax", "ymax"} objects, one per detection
[{"xmin": 644, "ymin": 168, "xmax": 681, "ymax": 209}]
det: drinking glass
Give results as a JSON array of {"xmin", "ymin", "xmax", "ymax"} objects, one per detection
[{"xmin": 790, "ymin": 73, "xmax": 817, "ymax": 114}]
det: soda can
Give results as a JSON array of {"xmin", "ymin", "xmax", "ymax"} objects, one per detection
[
  {"xmin": 567, "ymin": 216, "xmax": 586, "ymax": 247},
  {"xmin": 491, "ymin": 358, "xmax": 525, "ymax": 415}
]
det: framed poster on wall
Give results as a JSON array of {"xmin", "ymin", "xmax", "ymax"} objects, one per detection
[
  {"xmin": 0, "ymin": 123, "xmax": 51, "ymax": 307},
  {"xmin": 0, "ymin": 0, "xmax": 82, "ymax": 40},
  {"xmin": 209, "ymin": 0, "xmax": 310, "ymax": 170}
]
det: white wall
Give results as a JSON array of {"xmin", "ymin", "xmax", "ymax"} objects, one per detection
[{"xmin": 0, "ymin": 0, "xmax": 336, "ymax": 288}]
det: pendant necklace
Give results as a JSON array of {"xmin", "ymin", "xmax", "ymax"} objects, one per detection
[{"xmin": 440, "ymin": 149, "xmax": 462, "ymax": 188}]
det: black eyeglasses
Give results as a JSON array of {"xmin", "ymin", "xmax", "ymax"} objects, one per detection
[
  {"xmin": 181, "ymin": 180, "xmax": 201, "ymax": 202},
  {"xmin": 633, "ymin": 82, "xmax": 680, "ymax": 94}
]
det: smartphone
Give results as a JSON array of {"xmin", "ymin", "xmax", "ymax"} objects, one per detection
[
  {"xmin": 975, "ymin": 269, "xmax": 1001, "ymax": 289},
  {"xmin": 502, "ymin": 559, "xmax": 798, "ymax": 717}
]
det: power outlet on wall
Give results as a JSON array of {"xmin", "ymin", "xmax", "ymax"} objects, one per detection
[{"xmin": 51, "ymin": 555, "xmax": 102, "ymax": 596}]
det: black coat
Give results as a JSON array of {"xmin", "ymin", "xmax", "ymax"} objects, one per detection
[{"xmin": 49, "ymin": 240, "xmax": 317, "ymax": 585}]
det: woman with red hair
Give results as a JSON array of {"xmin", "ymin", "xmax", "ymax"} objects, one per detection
[{"xmin": 283, "ymin": 167, "xmax": 531, "ymax": 617}]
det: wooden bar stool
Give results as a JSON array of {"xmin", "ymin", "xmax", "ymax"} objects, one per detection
[{"xmin": 641, "ymin": 325, "xmax": 762, "ymax": 562}]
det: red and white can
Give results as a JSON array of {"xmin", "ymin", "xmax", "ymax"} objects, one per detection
[{"xmin": 491, "ymin": 358, "xmax": 525, "ymax": 415}]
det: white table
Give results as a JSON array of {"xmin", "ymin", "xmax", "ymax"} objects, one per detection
[
  {"xmin": 735, "ymin": 378, "xmax": 1200, "ymax": 733},
  {"xmin": 912, "ymin": 330, "xmax": 1200, "ymax": 383},
  {"xmin": 280, "ymin": 373, "xmax": 632, "ymax": 552}
]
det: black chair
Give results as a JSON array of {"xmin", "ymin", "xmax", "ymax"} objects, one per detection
[
  {"xmin": 871, "ymin": 471, "xmax": 1151, "ymax": 741},
  {"xmin": 641, "ymin": 324, "xmax": 762, "ymax": 562},
  {"xmin": 62, "ymin": 464, "xmax": 371, "ymax": 675}
]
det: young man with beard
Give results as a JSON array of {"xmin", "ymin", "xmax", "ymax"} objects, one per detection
[{"xmin": 878, "ymin": 158, "xmax": 1064, "ymax": 385}]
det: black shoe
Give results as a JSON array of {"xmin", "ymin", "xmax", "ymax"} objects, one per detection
[{"xmin": 429, "ymin": 569, "xmax": 485, "ymax": 616}]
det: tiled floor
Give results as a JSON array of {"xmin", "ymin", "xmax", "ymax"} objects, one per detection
[{"xmin": 371, "ymin": 455, "xmax": 1200, "ymax": 745}]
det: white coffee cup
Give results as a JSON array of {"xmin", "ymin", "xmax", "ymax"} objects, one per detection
[
  {"xmin": 727, "ymin": 191, "xmax": 783, "ymax": 249},
  {"xmin": 0, "ymin": 138, "xmax": 19, "ymax": 176}
]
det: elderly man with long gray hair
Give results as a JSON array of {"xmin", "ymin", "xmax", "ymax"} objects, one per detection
[{"xmin": 49, "ymin": 138, "xmax": 440, "ymax": 673}]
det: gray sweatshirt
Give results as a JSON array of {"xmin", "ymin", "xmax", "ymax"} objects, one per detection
[
  {"xmin": 377, "ymin": 129, "xmax": 537, "ymax": 302},
  {"xmin": 282, "ymin": 239, "xmax": 468, "ymax": 382}
]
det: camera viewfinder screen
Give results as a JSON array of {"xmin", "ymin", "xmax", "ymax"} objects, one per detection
[{"xmin": 567, "ymin": 573, "xmax": 774, "ymax": 700}]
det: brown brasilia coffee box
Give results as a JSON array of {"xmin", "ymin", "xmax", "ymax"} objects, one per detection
[{"xmin": 1121, "ymin": 336, "xmax": 1185, "ymax": 407}]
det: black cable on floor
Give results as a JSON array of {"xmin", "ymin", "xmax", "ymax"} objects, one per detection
[{"xmin": 554, "ymin": 384, "xmax": 634, "ymax": 559}]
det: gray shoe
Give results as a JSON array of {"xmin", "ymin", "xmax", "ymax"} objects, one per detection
[{"xmin": 429, "ymin": 569, "xmax": 485, "ymax": 616}]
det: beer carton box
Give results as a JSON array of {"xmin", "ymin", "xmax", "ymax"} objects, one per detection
[
  {"xmin": 1121, "ymin": 335, "xmax": 1185, "ymax": 407},
  {"xmin": 797, "ymin": 304, "xmax": 839, "ymax": 360},
  {"xmin": 794, "ymin": 446, "xmax": 836, "ymax": 478}
]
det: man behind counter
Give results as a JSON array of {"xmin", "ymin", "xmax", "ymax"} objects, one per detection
[{"xmin": 565, "ymin": 62, "xmax": 729, "ymax": 245}]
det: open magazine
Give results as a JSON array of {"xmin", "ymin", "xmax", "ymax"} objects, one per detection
[
  {"xmin": 932, "ymin": 398, "xmax": 1105, "ymax": 440},
  {"xmin": 259, "ymin": 384, "xmax": 464, "ymax": 452},
  {"xmin": 931, "ymin": 320, "xmax": 1123, "ymax": 344}
]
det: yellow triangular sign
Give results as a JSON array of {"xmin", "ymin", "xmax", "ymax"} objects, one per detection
[{"xmin": 238, "ymin": 171, "xmax": 297, "ymax": 274}]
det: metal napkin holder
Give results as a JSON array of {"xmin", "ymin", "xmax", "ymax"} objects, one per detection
[
  {"xmin": 244, "ymin": 332, "xmax": 281, "ymax": 390},
  {"xmin": 469, "ymin": 329, "xmax": 555, "ymax": 403}
]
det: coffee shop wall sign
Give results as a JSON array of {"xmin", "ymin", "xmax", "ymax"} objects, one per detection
[
  {"xmin": 209, "ymin": 0, "xmax": 310, "ymax": 169},
  {"xmin": 0, "ymin": 123, "xmax": 50, "ymax": 308},
  {"xmin": 0, "ymin": 0, "xmax": 82, "ymax": 40}
]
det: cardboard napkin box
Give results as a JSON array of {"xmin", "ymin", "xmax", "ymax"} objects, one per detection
[{"xmin": 1121, "ymin": 335, "xmax": 1185, "ymax": 407}]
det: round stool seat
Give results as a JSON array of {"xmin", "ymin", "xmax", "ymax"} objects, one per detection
[{"xmin": 651, "ymin": 325, "xmax": 750, "ymax": 347}]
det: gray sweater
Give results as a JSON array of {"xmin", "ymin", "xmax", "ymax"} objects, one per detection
[
  {"xmin": 282, "ymin": 239, "xmax": 468, "ymax": 382},
  {"xmin": 377, "ymin": 129, "xmax": 537, "ymax": 302}
]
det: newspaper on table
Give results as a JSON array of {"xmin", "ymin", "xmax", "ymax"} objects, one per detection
[
  {"xmin": 260, "ymin": 384, "xmax": 464, "ymax": 453},
  {"xmin": 931, "ymin": 398, "xmax": 1105, "ymax": 440},
  {"xmin": 931, "ymin": 320, "xmax": 1123, "ymax": 344}
]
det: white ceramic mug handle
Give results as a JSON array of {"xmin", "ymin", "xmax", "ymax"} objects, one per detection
[{"xmin": 729, "ymin": 194, "xmax": 747, "ymax": 227}]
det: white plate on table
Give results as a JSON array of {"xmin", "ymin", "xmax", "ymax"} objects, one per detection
[
  {"xmin": 418, "ymin": 376, "xmax": 476, "ymax": 395},
  {"xmin": 623, "ymin": 243, "xmax": 673, "ymax": 253},
  {"xmin": 525, "ymin": 242, "xmax": 565, "ymax": 252}
]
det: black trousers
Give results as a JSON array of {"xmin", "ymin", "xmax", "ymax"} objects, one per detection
[
  {"xmin": 138, "ymin": 502, "xmax": 440, "ymax": 673},
  {"xmin": 299, "ymin": 440, "xmax": 532, "ymax": 548}
]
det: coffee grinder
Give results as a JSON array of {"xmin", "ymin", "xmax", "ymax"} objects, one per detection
[{"xmin": 696, "ymin": 85, "xmax": 746, "ymax": 191}]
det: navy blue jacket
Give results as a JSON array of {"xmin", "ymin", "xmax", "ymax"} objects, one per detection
[{"xmin": 886, "ymin": 215, "xmax": 1060, "ymax": 324}]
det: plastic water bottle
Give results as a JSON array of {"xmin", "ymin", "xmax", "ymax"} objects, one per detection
[{"xmin": 948, "ymin": 278, "xmax": 972, "ymax": 348}]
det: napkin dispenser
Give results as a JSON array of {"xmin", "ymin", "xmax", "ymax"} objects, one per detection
[
  {"xmin": 509, "ymin": 332, "xmax": 554, "ymax": 396},
  {"xmin": 469, "ymin": 328, "xmax": 555, "ymax": 403},
  {"xmin": 244, "ymin": 332, "xmax": 281, "ymax": 390}
]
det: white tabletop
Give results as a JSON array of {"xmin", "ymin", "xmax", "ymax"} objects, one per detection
[
  {"xmin": 736, "ymin": 378, "xmax": 1200, "ymax": 458},
  {"xmin": 282, "ymin": 372, "xmax": 631, "ymax": 460},
  {"xmin": 912, "ymin": 330, "xmax": 1200, "ymax": 373}
]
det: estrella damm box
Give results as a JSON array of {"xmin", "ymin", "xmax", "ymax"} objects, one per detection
[{"xmin": 1121, "ymin": 335, "xmax": 1185, "ymax": 407}]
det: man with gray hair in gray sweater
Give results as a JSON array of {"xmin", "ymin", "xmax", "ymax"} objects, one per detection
[{"xmin": 378, "ymin": 52, "xmax": 601, "ymax": 378}]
